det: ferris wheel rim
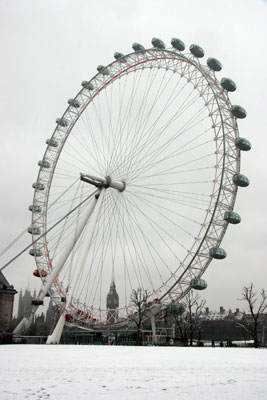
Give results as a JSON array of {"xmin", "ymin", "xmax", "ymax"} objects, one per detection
[{"xmin": 29, "ymin": 44, "xmax": 242, "ymax": 323}]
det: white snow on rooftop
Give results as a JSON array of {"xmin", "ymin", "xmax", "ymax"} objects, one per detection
[{"xmin": 1, "ymin": 345, "xmax": 267, "ymax": 399}]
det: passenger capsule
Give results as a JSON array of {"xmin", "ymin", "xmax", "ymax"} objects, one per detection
[
  {"xmin": 28, "ymin": 205, "xmax": 42, "ymax": 213},
  {"xmin": 114, "ymin": 52, "xmax": 125, "ymax": 60},
  {"xmin": 56, "ymin": 118, "xmax": 69, "ymax": 127},
  {"xmin": 65, "ymin": 313, "xmax": 72, "ymax": 322},
  {"xmin": 38, "ymin": 160, "xmax": 50, "ymax": 169},
  {"xmin": 28, "ymin": 226, "xmax": 41, "ymax": 235},
  {"xmin": 190, "ymin": 278, "xmax": 208, "ymax": 290},
  {"xmin": 81, "ymin": 81, "xmax": 95, "ymax": 90},
  {"xmin": 68, "ymin": 98, "xmax": 81, "ymax": 108},
  {"xmin": 97, "ymin": 65, "xmax": 110, "ymax": 75},
  {"xmin": 224, "ymin": 211, "xmax": 241, "ymax": 224},
  {"xmin": 151, "ymin": 37, "xmax": 165, "ymax": 49},
  {"xmin": 29, "ymin": 249, "xmax": 42, "ymax": 257},
  {"xmin": 171, "ymin": 38, "xmax": 185, "ymax": 51},
  {"xmin": 190, "ymin": 44, "xmax": 205, "ymax": 58},
  {"xmin": 207, "ymin": 57, "xmax": 222, "ymax": 71},
  {"xmin": 32, "ymin": 182, "xmax": 45, "ymax": 190},
  {"xmin": 209, "ymin": 247, "xmax": 227, "ymax": 259},
  {"xmin": 31, "ymin": 299, "xmax": 44, "ymax": 305},
  {"xmin": 167, "ymin": 302, "xmax": 185, "ymax": 315},
  {"xmin": 231, "ymin": 105, "xmax": 247, "ymax": 119},
  {"xmin": 33, "ymin": 269, "xmax": 47, "ymax": 278},
  {"xmin": 132, "ymin": 42, "xmax": 145, "ymax": 52},
  {"xmin": 221, "ymin": 78, "xmax": 236, "ymax": 92},
  {"xmin": 233, "ymin": 173, "xmax": 250, "ymax": 187},
  {"xmin": 46, "ymin": 138, "xmax": 59, "ymax": 147},
  {"xmin": 235, "ymin": 137, "xmax": 252, "ymax": 151}
]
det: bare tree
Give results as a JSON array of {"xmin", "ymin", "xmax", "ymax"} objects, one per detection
[
  {"xmin": 128, "ymin": 288, "xmax": 148, "ymax": 345},
  {"xmin": 177, "ymin": 291, "xmax": 206, "ymax": 346},
  {"xmin": 236, "ymin": 283, "xmax": 267, "ymax": 348}
]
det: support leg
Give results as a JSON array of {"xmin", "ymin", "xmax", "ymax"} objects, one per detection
[
  {"xmin": 151, "ymin": 315, "xmax": 158, "ymax": 345},
  {"xmin": 13, "ymin": 195, "xmax": 98, "ymax": 336},
  {"xmin": 46, "ymin": 188, "xmax": 106, "ymax": 344}
]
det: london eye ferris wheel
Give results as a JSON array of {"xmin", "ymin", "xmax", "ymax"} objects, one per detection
[{"xmin": 23, "ymin": 37, "xmax": 251, "ymax": 342}]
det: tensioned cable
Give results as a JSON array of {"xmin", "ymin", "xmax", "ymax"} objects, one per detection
[
  {"xmin": 120, "ymin": 191, "xmax": 176, "ymax": 275},
  {"xmin": 121, "ymin": 68, "xmax": 171, "ymax": 178},
  {"xmin": 125, "ymin": 191, "xmax": 188, "ymax": 256},
  {"xmin": 116, "ymin": 69, "xmax": 195, "ymax": 174},
  {"xmin": 125, "ymin": 105, "xmax": 210, "ymax": 183},
  {"xmin": 112, "ymin": 67, "xmax": 159, "ymax": 176},
  {"xmin": 0, "ymin": 190, "xmax": 97, "ymax": 271},
  {"xmin": 131, "ymin": 191, "xmax": 199, "ymax": 240},
  {"xmin": 110, "ymin": 86, "xmax": 202, "ymax": 179},
  {"xmin": 71, "ymin": 120, "xmax": 102, "ymax": 174},
  {"xmin": 0, "ymin": 177, "xmax": 81, "ymax": 258},
  {"xmin": 74, "ymin": 194, "xmax": 112, "ymax": 299},
  {"xmin": 116, "ymin": 193, "xmax": 159, "ymax": 291},
  {"xmin": 118, "ymin": 76, "xmax": 208, "ymax": 177},
  {"xmin": 111, "ymin": 68, "xmax": 165, "ymax": 177},
  {"xmin": 0, "ymin": 228, "xmax": 28, "ymax": 258},
  {"xmin": 50, "ymin": 180, "xmax": 82, "ymax": 260},
  {"xmin": 73, "ymin": 105, "xmax": 104, "ymax": 174},
  {"xmin": 74, "ymin": 191, "xmax": 118, "ymax": 306},
  {"xmin": 128, "ymin": 188, "xmax": 207, "ymax": 223}
]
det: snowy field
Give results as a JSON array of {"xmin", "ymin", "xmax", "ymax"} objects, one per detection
[{"xmin": 1, "ymin": 345, "xmax": 267, "ymax": 400}]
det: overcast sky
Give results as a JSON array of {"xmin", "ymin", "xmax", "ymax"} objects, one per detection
[{"xmin": 1, "ymin": 0, "xmax": 267, "ymax": 314}]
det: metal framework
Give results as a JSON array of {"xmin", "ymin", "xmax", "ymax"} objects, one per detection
[{"xmin": 14, "ymin": 41, "xmax": 249, "ymax": 342}]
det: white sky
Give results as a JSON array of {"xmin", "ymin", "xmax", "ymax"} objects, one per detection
[{"xmin": 0, "ymin": 0, "xmax": 267, "ymax": 313}]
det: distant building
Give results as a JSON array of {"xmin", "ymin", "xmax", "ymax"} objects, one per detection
[
  {"xmin": 106, "ymin": 281, "xmax": 119, "ymax": 324},
  {"xmin": 17, "ymin": 288, "xmax": 36, "ymax": 321},
  {"xmin": 0, "ymin": 271, "xmax": 17, "ymax": 334},
  {"xmin": 198, "ymin": 306, "xmax": 248, "ymax": 342},
  {"xmin": 201, "ymin": 306, "xmax": 243, "ymax": 321}
]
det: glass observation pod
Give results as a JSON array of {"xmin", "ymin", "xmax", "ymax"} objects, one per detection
[
  {"xmin": 235, "ymin": 137, "xmax": 252, "ymax": 151},
  {"xmin": 28, "ymin": 226, "xmax": 41, "ymax": 235},
  {"xmin": 97, "ymin": 65, "xmax": 110, "ymax": 75},
  {"xmin": 33, "ymin": 269, "xmax": 47, "ymax": 278},
  {"xmin": 56, "ymin": 118, "xmax": 69, "ymax": 127},
  {"xmin": 233, "ymin": 173, "xmax": 250, "ymax": 187},
  {"xmin": 32, "ymin": 182, "xmax": 45, "ymax": 191},
  {"xmin": 28, "ymin": 205, "xmax": 42, "ymax": 213},
  {"xmin": 151, "ymin": 37, "xmax": 166, "ymax": 49},
  {"xmin": 38, "ymin": 160, "xmax": 50, "ymax": 169},
  {"xmin": 66, "ymin": 313, "xmax": 72, "ymax": 322},
  {"xmin": 68, "ymin": 98, "xmax": 81, "ymax": 108},
  {"xmin": 209, "ymin": 247, "xmax": 227, "ymax": 260},
  {"xmin": 231, "ymin": 105, "xmax": 247, "ymax": 119},
  {"xmin": 190, "ymin": 44, "xmax": 205, "ymax": 58},
  {"xmin": 190, "ymin": 278, "xmax": 208, "ymax": 290},
  {"xmin": 25, "ymin": 36, "xmax": 252, "ymax": 341},
  {"xmin": 171, "ymin": 37, "xmax": 185, "ymax": 51},
  {"xmin": 221, "ymin": 78, "xmax": 237, "ymax": 92},
  {"xmin": 46, "ymin": 138, "xmax": 59, "ymax": 147},
  {"xmin": 81, "ymin": 81, "xmax": 95, "ymax": 90},
  {"xmin": 166, "ymin": 302, "xmax": 185, "ymax": 315},
  {"xmin": 224, "ymin": 211, "xmax": 241, "ymax": 224},
  {"xmin": 29, "ymin": 249, "xmax": 42, "ymax": 257},
  {"xmin": 114, "ymin": 52, "xmax": 126, "ymax": 61},
  {"xmin": 132, "ymin": 42, "xmax": 145, "ymax": 52},
  {"xmin": 207, "ymin": 57, "xmax": 222, "ymax": 71}
]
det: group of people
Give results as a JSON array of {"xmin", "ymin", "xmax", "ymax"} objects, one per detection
[{"xmin": 211, "ymin": 340, "xmax": 232, "ymax": 347}]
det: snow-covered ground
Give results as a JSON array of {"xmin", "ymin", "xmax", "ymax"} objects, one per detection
[{"xmin": 1, "ymin": 345, "xmax": 267, "ymax": 400}]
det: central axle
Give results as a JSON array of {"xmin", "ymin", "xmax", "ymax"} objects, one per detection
[{"xmin": 80, "ymin": 173, "xmax": 126, "ymax": 192}]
